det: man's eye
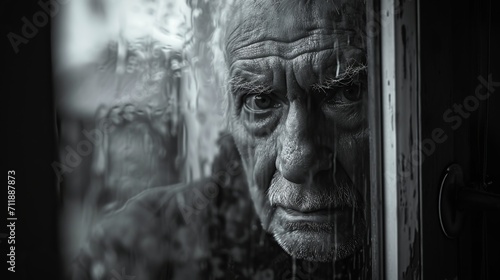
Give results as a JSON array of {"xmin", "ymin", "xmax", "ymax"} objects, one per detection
[
  {"xmin": 324, "ymin": 83, "xmax": 364, "ymax": 105},
  {"xmin": 243, "ymin": 94, "xmax": 281, "ymax": 112},
  {"xmin": 341, "ymin": 83, "xmax": 363, "ymax": 102}
]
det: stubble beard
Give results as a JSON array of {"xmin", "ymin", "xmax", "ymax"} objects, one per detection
[{"xmin": 264, "ymin": 169, "xmax": 367, "ymax": 262}]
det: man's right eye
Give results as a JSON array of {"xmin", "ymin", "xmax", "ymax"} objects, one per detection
[{"xmin": 243, "ymin": 94, "xmax": 282, "ymax": 112}]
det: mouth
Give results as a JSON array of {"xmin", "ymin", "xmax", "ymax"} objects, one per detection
[{"xmin": 276, "ymin": 205, "xmax": 351, "ymax": 224}]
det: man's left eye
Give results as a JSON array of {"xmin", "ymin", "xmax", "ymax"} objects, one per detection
[
  {"xmin": 341, "ymin": 83, "xmax": 363, "ymax": 102},
  {"xmin": 243, "ymin": 94, "xmax": 282, "ymax": 112},
  {"xmin": 324, "ymin": 83, "xmax": 364, "ymax": 105}
]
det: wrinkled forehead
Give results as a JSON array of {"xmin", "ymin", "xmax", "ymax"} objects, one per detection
[{"xmin": 224, "ymin": 0, "xmax": 366, "ymax": 58}]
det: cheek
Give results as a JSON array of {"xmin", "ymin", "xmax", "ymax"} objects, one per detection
[
  {"xmin": 335, "ymin": 127, "xmax": 369, "ymax": 181},
  {"xmin": 230, "ymin": 121, "xmax": 279, "ymax": 189},
  {"xmin": 249, "ymin": 144, "xmax": 280, "ymax": 229},
  {"xmin": 231, "ymin": 130, "xmax": 279, "ymax": 227},
  {"xmin": 252, "ymin": 139, "xmax": 279, "ymax": 191}
]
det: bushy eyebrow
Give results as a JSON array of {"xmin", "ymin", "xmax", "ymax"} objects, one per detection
[
  {"xmin": 227, "ymin": 75, "xmax": 273, "ymax": 95},
  {"xmin": 227, "ymin": 62, "xmax": 367, "ymax": 96},
  {"xmin": 311, "ymin": 63, "xmax": 367, "ymax": 92}
]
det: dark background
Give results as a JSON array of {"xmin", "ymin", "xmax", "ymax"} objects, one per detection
[
  {"xmin": 2, "ymin": 0, "xmax": 59, "ymax": 279},
  {"xmin": 2, "ymin": 0, "xmax": 499, "ymax": 279}
]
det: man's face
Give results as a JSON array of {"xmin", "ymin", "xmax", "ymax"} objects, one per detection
[{"xmin": 225, "ymin": 0, "xmax": 369, "ymax": 262}]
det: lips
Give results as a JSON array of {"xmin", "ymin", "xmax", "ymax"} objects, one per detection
[
  {"xmin": 283, "ymin": 207, "xmax": 333, "ymax": 216},
  {"xmin": 277, "ymin": 205, "xmax": 350, "ymax": 224}
]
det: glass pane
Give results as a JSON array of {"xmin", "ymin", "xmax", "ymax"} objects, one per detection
[{"xmin": 54, "ymin": 0, "xmax": 378, "ymax": 279}]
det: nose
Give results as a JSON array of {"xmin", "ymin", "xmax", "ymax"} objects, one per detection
[{"xmin": 277, "ymin": 102, "xmax": 332, "ymax": 184}]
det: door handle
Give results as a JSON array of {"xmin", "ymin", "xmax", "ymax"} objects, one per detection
[{"xmin": 438, "ymin": 164, "xmax": 500, "ymax": 238}]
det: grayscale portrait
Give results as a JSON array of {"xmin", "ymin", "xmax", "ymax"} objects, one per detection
[
  {"xmin": 56, "ymin": 0, "xmax": 371, "ymax": 279},
  {"xmin": 4, "ymin": 0, "xmax": 498, "ymax": 278}
]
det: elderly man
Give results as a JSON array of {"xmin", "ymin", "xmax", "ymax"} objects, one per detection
[{"xmin": 73, "ymin": 0, "xmax": 370, "ymax": 279}]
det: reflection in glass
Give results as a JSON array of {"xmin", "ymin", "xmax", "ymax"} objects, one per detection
[{"xmin": 54, "ymin": 0, "xmax": 375, "ymax": 279}]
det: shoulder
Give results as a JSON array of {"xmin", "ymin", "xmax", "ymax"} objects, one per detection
[
  {"xmin": 99, "ymin": 178, "xmax": 216, "ymax": 233},
  {"xmin": 72, "ymin": 179, "xmax": 217, "ymax": 280},
  {"xmin": 72, "ymin": 131, "xmax": 247, "ymax": 279},
  {"xmin": 120, "ymin": 179, "xmax": 217, "ymax": 222}
]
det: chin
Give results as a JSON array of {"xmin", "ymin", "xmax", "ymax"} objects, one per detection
[
  {"xmin": 273, "ymin": 230, "xmax": 364, "ymax": 262},
  {"xmin": 268, "ymin": 212, "xmax": 367, "ymax": 262}
]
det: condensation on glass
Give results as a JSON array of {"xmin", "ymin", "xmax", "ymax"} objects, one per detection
[{"xmin": 53, "ymin": 1, "xmax": 386, "ymax": 279}]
